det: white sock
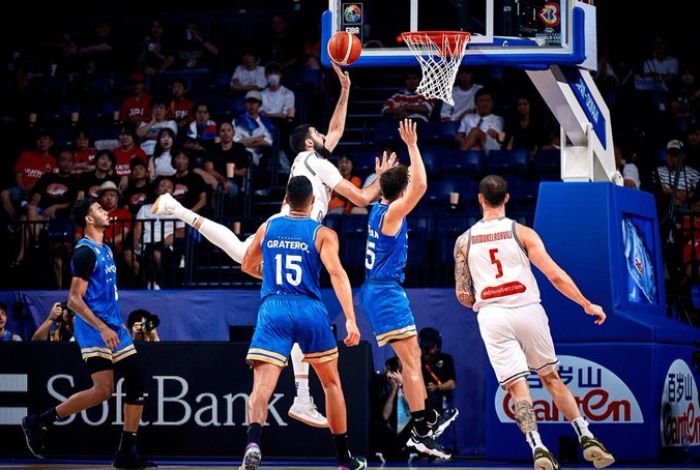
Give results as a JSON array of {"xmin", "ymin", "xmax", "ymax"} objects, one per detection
[
  {"xmin": 525, "ymin": 431, "xmax": 547, "ymax": 453},
  {"xmin": 290, "ymin": 343, "xmax": 310, "ymax": 401},
  {"xmin": 196, "ymin": 218, "xmax": 249, "ymax": 263},
  {"xmin": 172, "ymin": 205, "xmax": 201, "ymax": 227},
  {"xmin": 572, "ymin": 416, "xmax": 594, "ymax": 440}
]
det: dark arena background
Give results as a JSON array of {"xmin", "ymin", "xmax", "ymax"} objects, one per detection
[{"xmin": 1, "ymin": 0, "xmax": 700, "ymax": 469}]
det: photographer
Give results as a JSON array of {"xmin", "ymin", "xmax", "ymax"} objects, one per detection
[
  {"xmin": 126, "ymin": 309, "xmax": 160, "ymax": 342},
  {"xmin": 372, "ymin": 357, "xmax": 412, "ymax": 462},
  {"xmin": 32, "ymin": 302, "xmax": 74, "ymax": 341},
  {"xmin": 419, "ymin": 328, "xmax": 456, "ymax": 412}
]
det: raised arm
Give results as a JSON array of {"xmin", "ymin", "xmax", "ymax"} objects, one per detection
[
  {"xmin": 517, "ymin": 224, "xmax": 606, "ymax": 324},
  {"xmin": 317, "ymin": 227, "xmax": 360, "ymax": 346},
  {"xmin": 453, "ymin": 231, "xmax": 475, "ymax": 308},
  {"xmin": 332, "ymin": 151, "xmax": 398, "ymax": 207},
  {"xmin": 323, "ymin": 63, "xmax": 351, "ymax": 153},
  {"xmin": 241, "ymin": 222, "xmax": 267, "ymax": 280},
  {"xmin": 383, "ymin": 119, "xmax": 427, "ymax": 232}
]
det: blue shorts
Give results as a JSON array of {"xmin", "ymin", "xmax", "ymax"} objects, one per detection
[
  {"xmin": 73, "ymin": 316, "xmax": 136, "ymax": 364},
  {"xmin": 247, "ymin": 295, "xmax": 339, "ymax": 367},
  {"xmin": 360, "ymin": 281, "xmax": 417, "ymax": 347}
]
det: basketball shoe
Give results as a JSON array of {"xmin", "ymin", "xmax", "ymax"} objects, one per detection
[
  {"xmin": 406, "ymin": 429, "xmax": 451, "ymax": 460},
  {"xmin": 113, "ymin": 450, "xmax": 158, "ymax": 469},
  {"xmin": 21, "ymin": 415, "xmax": 48, "ymax": 458},
  {"xmin": 239, "ymin": 442, "xmax": 261, "ymax": 470},
  {"xmin": 431, "ymin": 408, "xmax": 459, "ymax": 438},
  {"xmin": 337, "ymin": 455, "xmax": 367, "ymax": 470},
  {"xmin": 288, "ymin": 396, "xmax": 328, "ymax": 428},
  {"xmin": 580, "ymin": 436, "xmax": 615, "ymax": 468},
  {"xmin": 533, "ymin": 447, "xmax": 560, "ymax": 470}
]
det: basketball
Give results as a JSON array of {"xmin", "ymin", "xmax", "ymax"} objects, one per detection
[{"xmin": 327, "ymin": 31, "xmax": 362, "ymax": 65}]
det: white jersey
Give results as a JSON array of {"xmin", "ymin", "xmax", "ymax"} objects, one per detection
[
  {"xmin": 466, "ymin": 217, "xmax": 540, "ymax": 311},
  {"xmin": 280, "ymin": 151, "xmax": 343, "ymax": 222}
]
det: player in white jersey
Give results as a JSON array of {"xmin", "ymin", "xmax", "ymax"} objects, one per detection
[
  {"xmin": 453, "ymin": 176, "xmax": 615, "ymax": 470},
  {"xmin": 150, "ymin": 62, "xmax": 396, "ymax": 429}
]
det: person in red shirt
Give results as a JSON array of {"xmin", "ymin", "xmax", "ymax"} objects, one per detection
[
  {"xmin": 72, "ymin": 128, "xmax": 97, "ymax": 174},
  {"xmin": 328, "ymin": 155, "xmax": 363, "ymax": 215},
  {"xmin": 2, "ymin": 129, "xmax": 57, "ymax": 222},
  {"xmin": 113, "ymin": 122, "xmax": 147, "ymax": 190},
  {"xmin": 120, "ymin": 72, "xmax": 152, "ymax": 123},
  {"xmin": 169, "ymin": 79, "xmax": 194, "ymax": 132}
]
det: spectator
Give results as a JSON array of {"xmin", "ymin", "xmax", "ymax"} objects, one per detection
[
  {"xmin": 440, "ymin": 68, "xmax": 482, "ymax": 122},
  {"xmin": 31, "ymin": 302, "xmax": 74, "ymax": 342},
  {"xmin": 0, "ymin": 303, "xmax": 22, "ymax": 341},
  {"xmin": 456, "ymin": 88, "xmax": 505, "ymax": 152},
  {"xmin": 114, "ymin": 122, "xmax": 148, "ymax": 191},
  {"xmin": 230, "ymin": 48, "xmax": 267, "ymax": 93},
  {"xmin": 328, "ymin": 155, "xmax": 363, "ymax": 215},
  {"xmin": 185, "ymin": 102, "xmax": 218, "ymax": 152},
  {"xmin": 260, "ymin": 62, "xmax": 296, "ymax": 119},
  {"xmin": 687, "ymin": 125, "xmax": 700, "ymax": 168},
  {"xmin": 419, "ymin": 327, "xmax": 456, "ymax": 412},
  {"xmin": 125, "ymin": 177, "xmax": 185, "ymax": 290},
  {"xmin": 203, "ymin": 122, "xmax": 249, "ymax": 201},
  {"xmin": 382, "ymin": 72, "xmax": 433, "ymax": 122},
  {"xmin": 121, "ymin": 158, "xmax": 152, "ymax": 217},
  {"xmin": 652, "ymin": 139, "xmax": 700, "ymax": 208},
  {"xmin": 615, "ymin": 146, "xmax": 641, "ymax": 189},
  {"xmin": 76, "ymin": 149, "xmax": 119, "ymax": 200},
  {"xmin": 1, "ymin": 129, "xmax": 57, "ymax": 223},
  {"xmin": 169, "ymin": 79, "xmax": 194, "ymax": 131},
  {"xmin": 260, "ymin": 14, "xmax": 301, "ymax": 70},
  {"xmin": 119, "ymin": 72, "xmax": 152, "ymax": 123},
  {"xmin": 372, "ymin": 356, "xmax": 412, "ymax": 462},
  {"xmin": 92, "ymin": 181, "xmax": 132, "ymax": 254},
  {"xmin": 175, "ymin": 19, "xmax": 219, "ymax": 70},
  {"xmin": 127, "ymin": 309, "xmax": 161, "ymax": 341},
  {"xmin": 148, "ymin": 128, "xmax": 176, "ymax": 181},
  {"xmin": 233, "ymin": 91, "xmax": 275, "ymax": 166},
  {"xmin": 137, "ymin": 98, "xmax": 178, "ymax": 156},
  {"xmin": 139, "ymin": 18, "xmax": 175, "ymax": 75},
  {"xmin": 14, "ymin": 149, "xmax": 78, "ymax": 267},
  {"xmin": 505, "ymin": 96, "xmax": 545, "ymax": 157},
  {"xmin": 680, "ymin": 198, "xmax": 700, "ymax": 281},
  {"xmin": 171, "ymin": 150, "xmax": 207, "ymax": 213},
  {"xmin": 642, "ymin": 37, "xmax": 679, "ymax": 91},
  {"xmin": 72, "ymin": 128, "xmax": 96, "ymax": 174}
]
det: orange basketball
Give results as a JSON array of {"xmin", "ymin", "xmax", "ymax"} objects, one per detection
[{"xmin": 327, "ymin": 31, "xmax": 362, "ymax": 66}]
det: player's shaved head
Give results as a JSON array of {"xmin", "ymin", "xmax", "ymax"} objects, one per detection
[
  {"xmin": 380, "ymin": 165, "xmax": 410, "ymax": 202},
  {"xmin": 286, "ymin": 176, "xmax": 313, "ymax": 211},
  {"xmin": 479, "ymin": 175, "xmax": 508, "ymax": 206}
]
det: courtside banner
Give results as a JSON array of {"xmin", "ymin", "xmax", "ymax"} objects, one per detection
[{"xmin": 0, "ymin": 342, "xmax": 371, "ymax": 458}]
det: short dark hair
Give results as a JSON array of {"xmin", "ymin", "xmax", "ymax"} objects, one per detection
[
  {"xmin": 130, "ymin": 157, "xmax": 147, "ymax": 171},
  {"xmin": 171, "ymin": 149, "xmax": 191, "ymax": 170},
  {"xmin": 127, "ymin": 309, "xmax": 151, "ymax": 329},
  {"xmin": 94, "ymin": 149, "xmax": 116, "ymax": 168},
  {"xmin": 71, "ymin": 198, "xmax": 97, "ymax": 228},
  {"xmin": 265, "ymin": 62, "xmax": 282, "ymax": 75},
  {"xmin": 172, "ymin": 78, "xmax": 187, "ymax": 88},
  {"xmin": 479, "ymin": 175, "xmax": 508, "ymax": 206},
  {"xmin": 286, "ymin": 176, "xmax": 313, "ymax": 210},
  {"xmin": 0, "ymin": 302, "xmax": 7, "ymax": 313},
  {"xmin": 150, "ymin": 98, "xmax": 168, "ymax": 109},
  {"xmin": 290, "ymin": 124, "xmax": 312, "ymax": 153},
  {"xmin": 194, "ymin": 101, "xmax": 209, "ymax": 113},
  {"xmin": 419, "ymin": 327, "xmax": 442, "ymax": 349},
  {"xmin": 475, "ymin": 88, "xmax": 492, "ymax": 101},
  {"xmin": 380, "ymin": 165, "xmax": 410, "ymax": 202}
]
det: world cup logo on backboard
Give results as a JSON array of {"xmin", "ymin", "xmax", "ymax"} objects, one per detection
[
  {"xmin": 538, "ymin": 2, "xmax": 561, "ymax": 28},
  {"xmin": 343, "ymin": 4, "xmax": 362, "ymax": 24}
]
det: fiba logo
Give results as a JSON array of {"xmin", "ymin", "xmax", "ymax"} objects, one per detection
[
  {"xmin": 538, "ymin": 3, "xmax": 561, "ymax": 27},
  {"xmin": 343, "ymin": 4, "xmax": 362, "ymax": 24}
]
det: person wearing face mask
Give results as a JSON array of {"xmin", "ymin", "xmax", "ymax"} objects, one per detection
[{"xmin": 261, "ymin": 62, "xmax": 295, "ymax": 120}]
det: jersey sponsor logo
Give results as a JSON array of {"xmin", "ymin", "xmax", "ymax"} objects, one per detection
[
  {"xmin": 661, "ymin": 359, "xmax": 700, "ymax": 447},
  {"xmin": 481, "ymin": 281, "xmax": 526, "ymax": 299},
  {"xmin": 115, "ymin": 164, "xmax": 131, "ymax": 176},
  {"xmin": 471, "ymin": 230, "xmax": 513, "ymax": 244},
  {"xmin": 173, "ymin": 184, "xmax": 188, "ymax": 198},
  {"xmin": 46, "ymin": 183, "xmax": 68, "ymax": 197},
  {"xmin": 496, "ymin": 355, "xmax": 643, "ymax": 424},
  {"xmin": 266, "ymin": 239, "xmax": 311, "ymax": 253},
  {"xmin": 130, "ymin": 193, "xmax": 147, "ymax": 205}
]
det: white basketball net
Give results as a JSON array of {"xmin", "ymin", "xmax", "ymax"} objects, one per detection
[{"xmin": 402, "ymin": 32, "xmax": 470, "ymax": 106}]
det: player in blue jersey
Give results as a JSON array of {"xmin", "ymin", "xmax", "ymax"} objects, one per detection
[
  {"xmin": 22, "ymin": 199, "xmax": 156, "ymax": 470},
  {"xmin": 361, "ymin": 120, "xmax": 458, "ymax": 459},
  {"xmin": 238, "ymin": 176, "xmax": 366, "ymax": 470}
]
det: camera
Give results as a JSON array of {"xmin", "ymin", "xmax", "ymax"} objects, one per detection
[
  {"xmin": 128, "ymin": 309, "xmax": 160, "ymax": 333},
  {"xmin": 56, "ymin": 302, "xmax": 75, "ymax": 324},
  {"xmin": 143, "ymin": 313, "xmax": 160, "ymax": 332}
]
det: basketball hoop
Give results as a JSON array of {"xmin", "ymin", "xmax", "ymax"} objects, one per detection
[{"xmin": 401, "ymin": 31, "xmax": 471, "ymax": 105}]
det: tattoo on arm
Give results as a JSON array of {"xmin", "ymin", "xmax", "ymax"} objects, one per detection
[
  {"xmin": 514, "ymin": 400, "xmax": 538, "ymax": 434},
  {"xmin": 454, "ymin": 233, "xmax": 475, "ymax": 307}
]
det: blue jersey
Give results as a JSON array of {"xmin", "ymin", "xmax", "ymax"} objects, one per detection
[
  {"xmin": 71, "ymin": 237, "xmax": 121, "ymax": 328},
  {"xmin": 365, "ymin": 203, "xmax": 408, "ymax": 283},
  {"xmin": 261, "ymin": 216, "xmax": 323, "ymax": 300}
]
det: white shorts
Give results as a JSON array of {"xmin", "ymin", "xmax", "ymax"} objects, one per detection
[{"xmin": 477, "ymin": 303, "xmax": 558, "ymax": 388}]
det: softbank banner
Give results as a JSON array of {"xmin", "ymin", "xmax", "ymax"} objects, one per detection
[
  {"xmin": 0, "ymin": 342, "xmax": 371, "ymax": 457},
  {"xmin": 661, "ymin": 359, "xmax": 700, "ymax": 447},
  {"xmin": 495, "ymin": 355, "xmax": 644, "ymax": 424}
]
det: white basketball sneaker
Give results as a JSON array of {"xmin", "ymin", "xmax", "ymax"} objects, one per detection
[
  {"xmin": 151, "ymin": 192, "xmax": 182, "ymax": 216},
  {"xmin": 288, "ymin": 397, "xmax": 329, "ymax": 428}
]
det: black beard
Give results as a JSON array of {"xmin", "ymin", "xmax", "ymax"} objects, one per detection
[{"xmin": 314, "ymin": 144, "xmax": 332, "ymax": 159}]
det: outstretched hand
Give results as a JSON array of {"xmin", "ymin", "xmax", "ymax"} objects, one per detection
[
  {"xmin": 398, "ymin": 119, "xmax": 418, "ymax": 146},
  {"xmin": 584, "ymin": 303, "xmax": 607, "ymax": 325},
  {"xmin": 332, "ymin": 62, "xmax": 351, "ymax": 90},
  {"xmin": 375, "ymin": 151, "xmax": 398, "ymax": 177}
]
